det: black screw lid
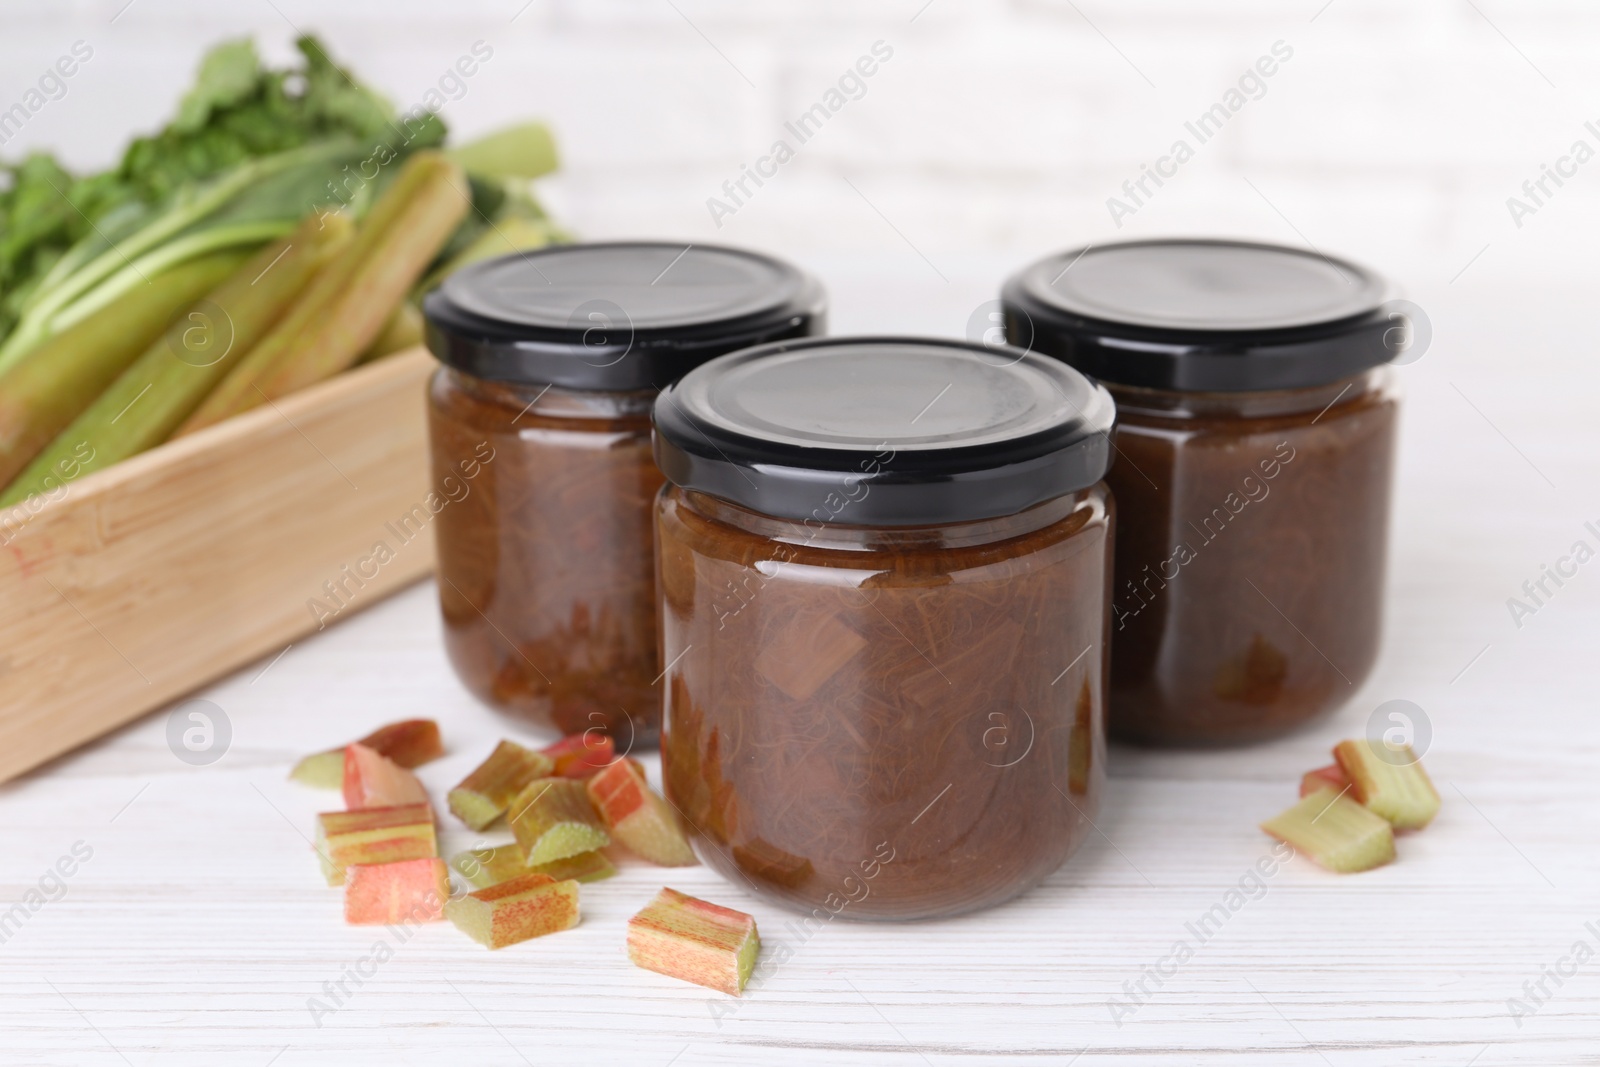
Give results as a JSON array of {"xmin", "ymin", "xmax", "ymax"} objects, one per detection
[
  {"xmin": 653, "ymin": 336, "xmax": 1115, "ymax": 527},
  {"xmin": 1002, "ymin": 238, "xmax": 1400, "ymax": 392},
  {"xmin": 423, "ymin": 241, "xmax": 825, "ymax": 391}
]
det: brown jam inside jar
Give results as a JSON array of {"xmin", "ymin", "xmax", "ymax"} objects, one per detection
[
  {"xmin": 429, "ymin": 372, "xmax": 661, "ymax": 737},
  {"xmin": 1004, "ymin": 238, "xmax": 1408, "ymax": 745},
  {"xmin": 652, "ymin": 337, "xmax": 1116, "ymax": 919},
  {"xmin": 423, "ymin": 242, "xmax": 823, "ymax": 741},
  {"xmin": 1103, "ymin": 371, "xmax": 1397, "ymax": 744}
]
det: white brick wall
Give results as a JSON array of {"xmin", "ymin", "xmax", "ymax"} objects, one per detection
[{"xmin": 4, "ymin": 0, "xmax": 1600, "ymax": 292}]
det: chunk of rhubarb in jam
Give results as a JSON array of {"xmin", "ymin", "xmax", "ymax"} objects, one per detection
[{"xmin": 731, "ymin": 838, "xmax": 813, "ymax": 889}]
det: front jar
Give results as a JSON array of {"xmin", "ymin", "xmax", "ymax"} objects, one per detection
[
  {"xmin": 1004, "ymin": 238, "xmax": 1407, "ymax": 745},
  {"xmin": 424, "ymin": 242, "xmax": 824, "ymax": 741},
  {"xmin": 652, "ymin": 337, "xmax": 1117, "ymax": 920}
]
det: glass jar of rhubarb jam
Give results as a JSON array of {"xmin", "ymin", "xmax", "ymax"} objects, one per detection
[
  {"xmin": 1003, "ymin": 238, "xmax": 1403, "ymax": 745},
  {"xmin": 424, "ymin": 242, "xmax": 823, "ymax": 742},
  {"xmin": 653, "ymin": 337, "xmax": 1116, "ymax": 920}
]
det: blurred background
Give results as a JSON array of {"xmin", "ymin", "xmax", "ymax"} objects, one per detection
[
  {"xmin": 5, "ymin": 0, "xmax": 1593, "ymax": 299},
  {"xmin": 5, "ymin": 0, "xmax": 1596, "ymax": 755},
  {"xmin": 2, "ymin": 1, "xmax": 1595, "ymax": 740},
  {"xmin": 8, "ymin": 0, "xmax": 1588, "ymax": 638}
]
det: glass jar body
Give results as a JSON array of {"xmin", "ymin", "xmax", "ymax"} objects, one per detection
[
  {"xmin": 1105, "ymin": 369, "xmax": 1398, "ymax": 745},
  {"xmin": 656, "ymin": 484, "xmax": 1113, "ymax": 921},
  {"xmin": 428, "ymin": 368, "xmax": 663, "ymax": 741}
]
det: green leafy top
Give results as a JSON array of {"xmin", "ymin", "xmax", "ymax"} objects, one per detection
[
  {"xmin": 171, "ymin": 38, "xmax": 262, "ymax": 133},
  {"xmin": 0, "ymin": 35, "xmax": 446, "ymax": 341}
]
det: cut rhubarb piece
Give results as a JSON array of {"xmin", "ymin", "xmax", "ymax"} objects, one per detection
[
  {"xmin": 586, "ymin": 758, "xmax": 697, "ymax": 866},
  {"xmin": 344, "ymin": 857, "xmax": 449, "ymax": 925},
  {"xmin": 1261, "ymin": 788, "xmax": 1396, "ymax": 873},
  {"xmin": 357, "ymin": 719, "xmax": 444, "ymax": 769},
  {"xmin": 448, "ymin": 740, "xmax": 555, "ymax": 830},
  {"xmin": 451, "ymin": 845, "xmax": 528, "ymax": 889},
  {"xmin": 444, "ymin": 872, "xmax": 580, "ymax": 948},
  {"xmin": 289, "ymin": 750, "xmax": 347, "ymax": 790},
  {"xmin": 291, "ymin": 719, "xmax": 443, "ymax": 787},
  {"xmin": 508, "ymin": 778, "xmax": 610, "ymax": 865},
  {"xmin": 453, "ymin": 845, "xmax": 617, "ymax": 889},
  {"xmin": 316, "ymin": 803, "xmax": 436, "ymax": 886},
  {"xmin": 1334, "ymin": 739, "xmax": 1441, "ymax": 830},
  {"xmin": 1299, "ymin": 763, "xmax": 1351, "ymax": 799},
  {"xmin": 627, "ymin": 887, "xmax": 760, "ymax": 996},
  {"xmin": 528, "ymin": 849, "xmax": 617, "ymax": 885},
  {"xmin": 541, "ymin": 733, "xmax": 616, "ymax": 778},
  {"xmin": 343, "ymin": 743, "xmax": 430, "ymax": 810}
]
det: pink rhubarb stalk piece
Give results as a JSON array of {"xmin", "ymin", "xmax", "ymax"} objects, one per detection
[
  {"xmin": 343, "ymin": 743, "xmax": 430, "ymax": 810},
  {"xmin": 448, "ymin": 740, "xmax": 555, "ymax": 831},
  {"xmin": 290, "ymin": 719, "xmax": 443, "ymax": 788},
  {"xmin": 508, "ymin": 778, "xmax": 610, "ymax": 865},
  {"xmin": 1299, "ymin": 763, "xmax": 1351, "ymax": 799},
  {"xmin": 316, "ymin": 803, "xmax": 436, "ymax": 886},
  {"xmin": 344, "ymin": 857, "xmax": 449, "ymax": 925},
  {"xmin": 444, "ymin": 872, "xmax": 580, "ymax": 948},
  {"xmin": 627, "ymin": 887, "xmax": 760, "ymax": 996},
  {"xmin": 541, "ymin": 733, "xmax": 616, "ymax": 779},
  {"xmin": 586, "ymin": 758, "xmax": 697, "ymax": 866}
]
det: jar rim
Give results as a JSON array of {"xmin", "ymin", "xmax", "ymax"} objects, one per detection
[
  {"xmin": 424, "ymin": 241, "xmax": 825, "ymax": 391},
  {"xmin": 652, "ymin": 335, "xmax": 1114, "ymax": 527},
  {"xmin": 1002, "ymin": 238, "xmax": 1404, "ymax": 392}
]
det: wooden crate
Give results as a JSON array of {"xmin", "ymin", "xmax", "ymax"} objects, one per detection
[{"xmin": 0, "ymin": 348, "xmax": 440, "ymax": 783}]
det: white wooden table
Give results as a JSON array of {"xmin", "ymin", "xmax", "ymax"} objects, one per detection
[{"xmin": 2, "ymin": 265, "xmax": 1596, "ymax": 1066}]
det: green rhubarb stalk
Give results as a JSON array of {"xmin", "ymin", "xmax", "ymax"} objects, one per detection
[
  {"xmin": 0, "ymin": 144, "xmax": 350, "ymax": 374},
  {"xmin": 178, "ymin": 152, "xmax": 463, "ymax": 433},
  {"xmin": 357, "ymin": 302, "xmax": 424, "ymax": 364},
  {"xmin": 0, "ymin": 171, "xmax": 262, "ymax": 371},
  {"xmin": 0, "ymin": 249, "xmax": 251, "ymax": 497},
  {"xmin": 0, "ymin": 216, "xmax": 351, "ymax": 506},
  {"xmin": 254, "ymin": 152, "xmax": 469, "ymax": 398},
  {"xmin": 47, "ymin": 220, "xmax": 293, "ymax": 333},
  {"xmin": 444, "ymin": 122, "xmax": 559, "ymax": 181},
  {"xmin": 24, "ymin": 201, "xmax": 154, "ymax": 313},
  {"xmin": 416, "ymin": 215, "xmax": 555, "ymax": 294},
  {"xmin": 0, "ymin": 34, "xmax": 451, "ymax": 361}
]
